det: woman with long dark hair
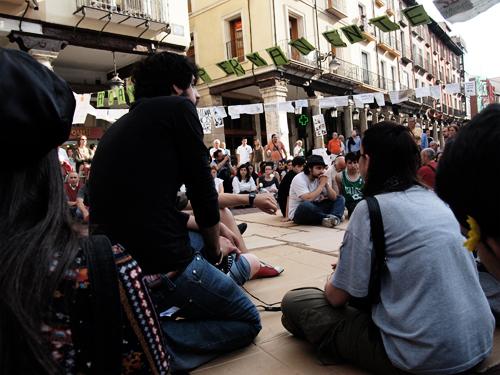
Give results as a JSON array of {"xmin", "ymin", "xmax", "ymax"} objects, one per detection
[
  {"xmin": 232, "ymin": 164, "xmax": 256, "ymax": 194},
  {"xmin": 0, "ymin": 49, "xmax": 168, "ymax": 374},
  {"xmin": 281, "ymin": 122, "xmax": 494, "ymax": 374}
]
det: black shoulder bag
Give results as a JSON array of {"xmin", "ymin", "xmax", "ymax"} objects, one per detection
[{"xmin": 349, "ymin": 196, "xmax": 387, "ymax": 311}]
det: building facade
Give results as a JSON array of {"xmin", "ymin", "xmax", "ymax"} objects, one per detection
[
  {"xmin": 190, "ymin": 0, "xmax": 466, "ymax": 153},
  {"xmin": 0, "ymin": 0, "xmax": 190, "ymax": 141}
]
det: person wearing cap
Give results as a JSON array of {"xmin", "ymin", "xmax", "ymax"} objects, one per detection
[
  {"xmin": 0, "ymin": 48, "xmax": 169, "ymax": 374},
  {"xmin": 89, "ymin": 51, "xmax": 261, "ymax": 372},
  {"xmin": 287, "ymin": 155, "xmax": 346, "ymax": 228}
]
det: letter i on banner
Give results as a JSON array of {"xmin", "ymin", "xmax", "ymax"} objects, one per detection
[{"xmin": 96, "ymin": 91, "xmax": 105, "ymax": 108}]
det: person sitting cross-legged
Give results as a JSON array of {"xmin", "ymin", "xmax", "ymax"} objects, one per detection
[{"xmin": 288, "ymin": 155, "xmax": 345, "ymax": 228}]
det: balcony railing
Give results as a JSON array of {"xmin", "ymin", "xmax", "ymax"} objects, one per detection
[
  {"xmin": 76, "ymin": 0, "xmax": 169, "ymax": 25},
  {"xmin": 333, "ymin": 57, "xmax": 398, "ymax": 91},
  {"xmin": 379, "ymin": 32, "xmax": 399, "ymax": 50}
]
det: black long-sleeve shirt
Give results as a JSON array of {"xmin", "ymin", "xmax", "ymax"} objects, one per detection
[{"xmin": 89, "ymin": 96, "xmax": 219, "ymax": 274}]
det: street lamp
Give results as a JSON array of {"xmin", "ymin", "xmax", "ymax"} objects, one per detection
[
  {"xmin": 352, "ymin": 108, "xmax": 360, "ymax": 121},
  {"xmin": 317, "ymin": 51, "xmax": 341, "ymax": 72},
  {"xmin": 108, "ymin": 51, "xmax": 124, "ymax": 91},
  {"xmin": 330, "ymin": 108, "xmax": 338, "ymax": 118}
]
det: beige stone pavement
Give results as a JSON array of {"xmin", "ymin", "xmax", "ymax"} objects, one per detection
[{"xmin": 193, "ymin": 210, "xmax": 500, "ymax": 375}]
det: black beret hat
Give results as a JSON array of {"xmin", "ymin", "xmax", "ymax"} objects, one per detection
[{"xmin": 0, "ymin": 48, "xmax": 75, "ymax": 167}]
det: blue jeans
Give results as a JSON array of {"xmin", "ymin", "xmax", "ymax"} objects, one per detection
[
  {"xmin": 155, "ymin": 234, "xmax": 261, "ymax": 372},
  {"xmin": 293, "ymin": 196, "xmax": 346, "ymax": 225}
]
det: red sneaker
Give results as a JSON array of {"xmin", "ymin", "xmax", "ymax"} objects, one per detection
[{"xmin": 253, "ymin": 263, "xmax": 284, "ymax": 279}]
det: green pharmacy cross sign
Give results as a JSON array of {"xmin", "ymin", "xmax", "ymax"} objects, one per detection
[{"xmin": 298, "ymin": 114, "xmax": 309, "ymax": 127}]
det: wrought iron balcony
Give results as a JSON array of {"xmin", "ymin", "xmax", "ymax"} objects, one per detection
[
  {"xmin": 377, "ymin": 33, "xmax": 401, "ymax": 58},
  {"xmin": 226, "ymin": 39, "xmax": 245, "ymax": 62},
  {"xmin": 332, "ymin": 57, "xmax": 398, "ymax": 91},
  {"xmin": 75, "ymin": 0, "xmax": 170, "ymax": 31}
]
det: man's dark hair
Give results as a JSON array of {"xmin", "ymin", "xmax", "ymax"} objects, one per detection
[
  {"xmin": 436, "ymin": 104, "xmax": 500, "ymax": 239},
  {"xmin": 132, "ymin": 52, "xmax": 198, "ymax": 100},
  {"xmin": 362, "ymin": 121, "xmax": 421, "ymax": 196},
  {"xmin": 345, "ymin": 152, "xmax": 359, "ymax": 163},
  {"xmin": 213, "ymin": 149, "xmax": 224, "ymax": 159},
  {"xmin": 292, "ymin": 156, "xmax": 305, "ymax": 166}
]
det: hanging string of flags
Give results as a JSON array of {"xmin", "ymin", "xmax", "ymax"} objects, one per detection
[{"xmin": 198, "ymin": 5, "xmax": 432, "ymax": 82}]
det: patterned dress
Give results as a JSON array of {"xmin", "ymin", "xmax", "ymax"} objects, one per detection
[{"xmin": 44, "ymin": 244, "xmax": 169, "ymax": 375}]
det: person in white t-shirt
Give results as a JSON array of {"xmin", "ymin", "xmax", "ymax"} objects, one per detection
[
  {"xmin": 232, "ymin": 164, "xmax": 257, "ymax": 194},
  {"xmin": 236, "ymin": 138, "xmax": 252, "ymax": 166},
  {"xmin": 288, "ymin": 155, "xmax": 345, "ymax": 228},
  {"xmin": 211, "ymin": 165, "xmax": 224, "ymax": 194}
]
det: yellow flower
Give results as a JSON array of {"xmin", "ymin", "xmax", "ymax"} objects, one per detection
[{"xmin": 464, "ymin": 216, "xmax": 481, "ymax": 252}]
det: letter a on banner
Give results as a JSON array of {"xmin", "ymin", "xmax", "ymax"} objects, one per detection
[
  {"xmin": 107, "ymin": 90, "xmax": 115, "ymax": 106},
  {"xmin": 266, "ymin": 46, "xmax": 289, "ymax": 66},
  {"xmin": 322, "ymin": 30, "xmax": 347, "ymax": 47},
  {"xmin": 340, "ymin": 25, "xmax": 366, "ymax": 44},
  {"xmin": 96, "ymin": 91, "xmax": 105, "ymax": 108},
  {"xmin": 402, "ymin": 5, "xmax": 431, "ymax": 26},
  {"xmin": 370, "ymin": 15, "xmax": 401, "ymax": 32},
  {"xmin": 289, "ymin": 37, "xmax": 316, "ymax": 55},
  {"xmin": 246, "ymin": 52, "xmax": 268, "ymax": 67},
  {"xmin": 117, "ymin": 87, "xmax": 127, "ymax": 105}
]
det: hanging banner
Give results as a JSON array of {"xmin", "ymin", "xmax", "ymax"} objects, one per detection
[
  {"xmin": 429, "ymin": 85, "xmax": 441, "ymax": 99},
  {"xmin": 374, "ymin": 92, "xmax": 385, "ymax": 107},
  {"xmin": 294, "ymin": 99, "xmax": 309, "ymax": 108},
  {"xmin": 72, "ymin": 93, "xmax": 91, "ymax": 124},
  {"xmin": 228, "ymin": 103, "xmax": 264, "ymax": 119},
  {"xmin": 216, "ymin": 59, "xmax": 245, "ymax": 76},
  {"xmin": 198, "ymin": 68, "xmax": 213, "ymax": 83},
  {"xmin": 289, "ymin": 37, "xmax": 316, "ymax": 55},
  {"xmin": 117, "ymin": 87, "xmax": 127, "ymax": 105},
  {"xmin": 402, "ymin": 5, "xmax": 432, "ymax": 26},
  {"xmin": 464, "ymin": 81, "xmax": 477, "ymax": 97},
  {"xmin": 96, "ymin": 91, "xmax": 105, "ymax": 108},
  {"xmin": 264, "ymin": 101, "xmax": 295, "ymax": 113},
  {"xmin": 266, "ymin": 46, "xmax": 289, "ymax": 66},
  {"xmin": 197, "ymin": 107, "xmax": 213, "ymax": 134},
  {"xmin": 213, "ymin": 106, "xmax": 226, "ymax": 128},
  {"xmin": 319, "ymin": 96, "xmax": 349, "ymax": 109},
  {"xmin": 444, "ymin": 82, "xmax": 461, "ymax": 94},
  {"xmin": 353, "ymin": 93, "xmax": 374, "ymax": 108},
  {"xmin": 369, "ymin": 15, "xmax": 401, "ymax": 32},
  {"xmin": 246, "ymin": 52, "xmax": 268, "ymax": 67},
  {"xmin": 322, "ymin": 30, "xmax": 347, "ymax": 47},
  {"xmin": 312, "ymin": 114, "xmax": 327, "ymax": 137},
  {"xmin": 415, "ymin": 86, "xmax": 431, "ymax": 98},
  {"xmin": 389, "ymin": 89, "xmax": 413, "ymax": 104},
  {"xmin": 434, "ymin": 0, "xmax": 500, "ymax": 23},
  {"xmin": 107, "ymin": 90, "xmax": 115, "ymax": 106},
  {"xmin": 340, "ymin": 25, "xmax": 366, "ymax": 44}
]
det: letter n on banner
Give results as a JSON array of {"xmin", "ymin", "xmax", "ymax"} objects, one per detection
[
  {"xmin": 340, "ymin": 25, "xmax": 366, "ymax": 44},
  {"xmin": 289, "ymin": 37, "xmax": 316, "ymax": 55},
  {"xmin": 322, "ymin": 30, "xmax": 347, "ymax": 47},
  {"xmin": 107, "ymin": 90, "xmax": 115, "ymax": 106},
  {"xmin": 216, "ymin": 60, "xmax": 235, "ymax": 75},
  {"xmin": 246, "ymin": 52, "xmax": 268, "ymax": 67},
  {"xmin": 198, "ymin": 68, "xmax": 212, "ymax": 83},
  {"xmin": 402, "ymin": 5, "xmax": 431, "ymax": 26},
  {"xmin": 369, "ymin": 15, "xmax": 400, "ymax": 32},
  {"xmin": 266, "ymin": 46, "xmax": 289, "ymax": 66},
  {"xmin": 96, "ymin": 91, "xmax": 105, "ymax": 108},
  {"xmin": 228, "ymin": 59, "xmax": 245, "ymax": 77}
]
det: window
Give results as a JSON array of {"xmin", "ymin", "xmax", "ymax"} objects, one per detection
[
  {"xmin": 391, "ymin": 66, "xmax": 396, "ymax": 90},
  {"xmin": 186, "ymin": 32, "xmax": 195, "ymax": 62},
  {"xmin": 229, "ymin": 17, "xmax": 244, "ymax": 61},
  {"xmin": 289, "ymin": 15, "xmax": 300, "ymax": 60},
  {"xmin": 361, "ymin": 52, "xmax": 370, "ymax": 84},
  {"xmin": 402, "ymin": 70, "xmax": 409, "ymax": 89},
  {"xmin": 358, "ymin": 4, "xmax": 368, "ymax": 31},
  {"xmin": 380, "ymin": 60, "xmax": 386, "ymax": 89},
  {"xmin": 188, "ymin": 0, "xmax": 192, "ymax": 13}
]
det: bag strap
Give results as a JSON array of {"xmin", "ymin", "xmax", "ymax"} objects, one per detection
[
  {"xmin": 365, "ymin": 196, "xmax": 386, "ymax": 304},
  {"xmin": 81, "ymin": 235, "xmax": 123, "ymax": 375}
]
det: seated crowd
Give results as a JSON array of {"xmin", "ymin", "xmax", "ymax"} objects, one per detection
[{"xmin": 2, "ymin": 47, "xmax": 500, "ymax": 375}]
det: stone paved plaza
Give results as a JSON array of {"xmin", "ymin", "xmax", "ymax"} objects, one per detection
[{"xmin": 194, "ymin": 210, "xmax": 500, "ymax": 375}]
